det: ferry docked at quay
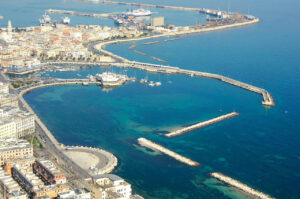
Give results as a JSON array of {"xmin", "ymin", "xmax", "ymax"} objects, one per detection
[{"xmin": 95, "ymin": 72, "xmax": 129, "ymax": 87}]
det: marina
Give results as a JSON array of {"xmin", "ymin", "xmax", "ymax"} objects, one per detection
[
  {"xmin": 165, "ymin": 112, "xmax": 239, "ymax": 138},
  {"xmin": 211, "ymin": 172, "xmax": 275, "ymax": 199},
  {"xmin": 137, "ymin": 138, "xmax": 200, "ymax": 167}
]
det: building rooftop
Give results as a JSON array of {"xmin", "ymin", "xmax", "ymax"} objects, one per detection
[
  {"xmin": 37, "ymin": 159, "xmax": 64, "ymax": 175},
  {"xmin": 0, "ymin": 138, "xmax": 32, "ymax": 152}
]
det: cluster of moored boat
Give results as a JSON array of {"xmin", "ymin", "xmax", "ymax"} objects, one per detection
[{"xmin": 140, "ymin": 79, "xmax": 161, "ymax": 87}]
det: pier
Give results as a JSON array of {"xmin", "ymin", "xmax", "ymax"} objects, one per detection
[
  {"xmin": 211, "ymin": 172, "xmax": 275, "ymax": 199},
  {"xmin": 46, "ymin": 9, "xmax": 119, "ymax": 19},
  {"xmin": 165, "ymin": 112, "xmax": 239, "ymax": 138},
  {"xmin": 102, "ymin": 0, "xmax": 208, "ymax": 12},
  {"xmin": 137, "ymin": 138, "xmax": 200, "ymax": 166}
]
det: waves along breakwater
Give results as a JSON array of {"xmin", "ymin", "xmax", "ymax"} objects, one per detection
[
  {"xmin": 137, "ymin": 138, "xmax": 200, "ymax": 167},
  {"xmin": 211, "ymin": 172, "xmax": 276, "ymax": 199},
  {"xmin": 165, "ymin": 112, "xmax": 239, "ymax": 138}
]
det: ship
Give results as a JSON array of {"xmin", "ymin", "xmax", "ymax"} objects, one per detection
[
  {"xmin": 123, "ymin": 9, "xmax": 152, "ymax": 17},
  {"xmin": 95, "ymin": 72, "xmax": 128, "ymax": 86},
  {"xmin": 39, "ymin": 13, "xmax": 52, "ymax": 25},
  {"xmin": 62, "ymin": 16, "xmax": 70, "ymax": 25}
]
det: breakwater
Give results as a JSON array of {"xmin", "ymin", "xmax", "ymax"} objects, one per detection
[
  {"xmin": 137, "ymin": 138, "xmax": 200, "ymax": 166},
  {"xmin": 165, "ymin": 112, "xmax": 239, "ymax": 138},
  {"xmin": 102, "ymin": 0, "xmax": 210, "ymax": 13},
  {"xmin": 150, "ymin": 56, "xmax": 167, "ymax": 63},
  {"xmin": 46, "ymin": 9, "xmax": 119, "ymax": 19},
  {"xmin": 143, "ymin": 41, "xmax": 161, "ymax": 45},
  {"xmin": 133, "ymin": 50, "xmax": 146, "ymax": 56},
  {"xmin": 211, "ymin": 172, "xmax": 275, "ymax": 199}
]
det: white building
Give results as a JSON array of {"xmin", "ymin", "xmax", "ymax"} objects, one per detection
[
  {"xmin": 93, "ymin": 174, "xmax": 132, "ymax": 199},
  {"xmin": 0, "ymin": 83, "xmax": 9, "ymax": 94},
  {"xmin": 0, "ymin": 119, "xmax": 16, "ymax": 139},
  {"xmin": 0, "ymin": 138, "xmax": 33, "ymax": 165},
  {"xmin": 58, "ymin": 189, "xmax": 90, "ymax": 199},
  {"xmin": 0, "ymin": 108, "xmax": 35, "ymax": 138}
]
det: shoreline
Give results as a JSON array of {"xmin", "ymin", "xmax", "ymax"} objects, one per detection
[{"xmin": 17, "ymin": 80, "xmax": 118, "ymax": 177}]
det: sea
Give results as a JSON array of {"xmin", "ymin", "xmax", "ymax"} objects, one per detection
[{"xmin": 1, "ymin": 0, "xmax": 300, "ymax": 198}]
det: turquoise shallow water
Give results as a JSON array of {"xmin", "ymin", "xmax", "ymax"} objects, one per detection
[{"xmin": 2, "ymin": 0, "xmax": 300, "ymax": 198}]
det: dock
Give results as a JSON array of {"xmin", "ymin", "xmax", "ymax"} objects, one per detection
[
  {"xmin": 165, "ymin": 112, "xmax": 239, "ymax": 138},
  {"xmin": 211, "ymin": 172, "xmax": 275, "ymax": 199},
  {"xmin": 137, "ymin": 138, "xmax": 200, "ymax": 167},
  {"xmin": 45, "ymin": 9, "xmax": 120, "ymax": 19}
]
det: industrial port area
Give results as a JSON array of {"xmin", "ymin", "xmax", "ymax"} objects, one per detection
[{"xmin": 0, "ymin": 0, "xmax": 278, "ymax": 198}]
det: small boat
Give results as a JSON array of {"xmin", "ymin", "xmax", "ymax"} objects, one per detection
[
  {"xmin": 155, "ymin": 81, "xmax": 161, "ymax": 86},
  {"xmin": 148, "ymin": 81, "xmax": 155, "ymax": 87}
]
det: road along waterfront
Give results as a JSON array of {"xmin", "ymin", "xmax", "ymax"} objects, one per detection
[{"xmin": 16, "ymin": 78, "xmax": 119, "ymax": 181}]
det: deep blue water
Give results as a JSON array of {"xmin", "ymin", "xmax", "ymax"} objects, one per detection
[{"xmin": 3, "ymin": 0, "xmax": 300, "ymax": 198}]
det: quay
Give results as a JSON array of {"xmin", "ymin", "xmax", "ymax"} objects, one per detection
[
  {"xmin": 5, "ymin": 68, "xmax": 42, "ymax": 75},
  {"xmin": 211, "ymin": 172, "xmax": 275, "ymax": 199},
  {"xmin": 137, "ymin": 138, "xmax": 200, "ymax": 167},
  {"xmin": 18, "ymin": 78, "xmax": 100, "ymax": 94},
  {"xmin": 165, "ymin": 112, "xmax": 239, "ymax": 138},
  {"xmin": 46, "ymin": 8, "xmax": 119, "ymax": 19}
]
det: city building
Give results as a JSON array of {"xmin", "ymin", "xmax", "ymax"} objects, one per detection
[
  {"xmin": 12, "ymin": 164, "xmax": 69, "ymax": 198},
  {"xmin": 33, "ymin": 159, "xmax": 67, "ymax": 185},
  {"xmin": 0, "ymin": 167, "xmax": 27, "ymax": 199},
  {"xmin": 4, "ymin": 156, "xmax": 35, "ymax": 176},
  {"xmin": 0, "ymin": 82, "xmax": 9, "ymax": 94},
  {"xmin": 0, "ymin": 107, "xmax": 35, "ymax": 138},
  {"xmin": 151, "ymin": 16, "xmax": 164, "ymax": 27},
  {"xmin": 0, "ymin": 94, "xmax": 18, "ymax": 108},
  {"xmin": 0, "ymin": 118, "xmax": 17, "ymax": 139},
  {"xmin": 0, "ymin": 138, "xmax": 33, "ymax": 165},
  {"xmin": 91, "ymin": 174, "xmax": 132, "ymax": 199},
  {"xmin": 58, "ymin": 189, "xmax": 91, "ymax": 199}
]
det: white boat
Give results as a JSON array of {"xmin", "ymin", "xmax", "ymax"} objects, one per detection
[
  {"xmin": 39, "ymin": 14, "xmax": 52, "ymax": 25},
  {"xmin": 124, "ymin": 9, "xmax": 152, "ymax": 17},
  {"xmin": 62, "ymin": 16, "xmax": 70, "ymax": 25},
  {"xmin": 155, "ymin": 81, "xmax": 162, "ymax": 86},
  {"xmin": 148, "ymin": 81, "xmax": 155, "ymax": 87},
  {"xmin": 96, "ymin": 72, "xmax": 128, "ymax": 86}
]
